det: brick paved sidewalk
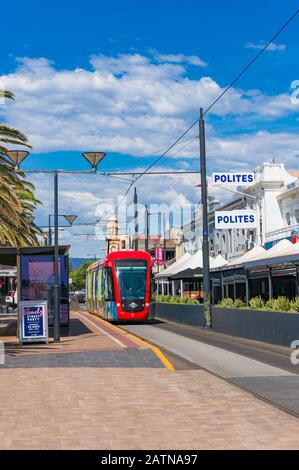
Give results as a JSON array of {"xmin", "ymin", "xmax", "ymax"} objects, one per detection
[
  {"xmin": 1, "ymin": 367, "xmax": 299, "ymax": 450},
  {"xmin": 0, "ymin": 312, "xmax": 164, "ymax": 369},
  {"xmin": 2, "ymin": 311, "xmax": 141, "ymax": 354}
]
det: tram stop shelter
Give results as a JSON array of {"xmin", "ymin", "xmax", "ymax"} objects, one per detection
[{"xmin": 0, "ymin": 245, "xmax": 70, "ymax": 341}]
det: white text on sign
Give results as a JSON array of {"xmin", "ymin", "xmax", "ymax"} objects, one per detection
[
  {"xmin": 212, "ymin": 172, "xmax": 255, "ymax": 186},
  {"xmin": 215, "ymin": 210, "xmax": 257, "ymax": 229}
]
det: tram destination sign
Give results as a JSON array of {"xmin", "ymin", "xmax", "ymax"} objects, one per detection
[
  {"xmin": 215, "ymin": 210, "xmax": 257, "ymax": 229},
  {"xmin": 212, "ymin": 172, "xmax": 255, "ymax": 186}
]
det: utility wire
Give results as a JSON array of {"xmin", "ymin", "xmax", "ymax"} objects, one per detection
[
  {"xmin": 203, "ymin": 8, "xmax": 299, "ymax": 116},
  {"xmin": 111, "ymin": 135, "xmax": 199, "ymax": 216},
  {"xmin": 150, "ymin": 135, "xmax": 198, "ymax": 171},
  {"xmin": 129, "ymin": 8, "xmax": 299, "ymax": 181},
  {"xmin": 109, "ymin": 8, "xmax": 299, "ymax": 218}
]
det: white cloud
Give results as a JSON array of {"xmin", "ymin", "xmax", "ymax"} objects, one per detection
[
  {"xmin": 29, "ymin": 169, "xmax": 199, "ymax": 257},
  {"xmin": 154, "ymin": 53, "xmax": 207, "ymax": 67},
  {"xmin": 245, "ymin": 41, "xmax": 286, "ymax": 52},
  {"xmin": 207, "ymin": 130, "xmax": 299, "ymax": 169},
  {"xmin": 1, "ymin": 51, "xmax": 298, "ymax": 257},
  {"xmin": 28, "ymin": 125, "xmax": 299, "ymax": 258},
  {"xmin": 0, "ymin": 52, "xmax": 297, "ymax": 157}
]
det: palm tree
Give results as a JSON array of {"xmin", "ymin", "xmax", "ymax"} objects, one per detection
[{"xmin": 0, "ymin": 89, "xmax": 42, "ymax": 246}]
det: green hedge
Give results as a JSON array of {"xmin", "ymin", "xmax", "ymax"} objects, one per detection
[
  {"xmin": 155, "ymin": 294, "xmax": 299, "ymax": 312},
  {"xmin": 154, "ymin": 295, "xmax": 200, "ymax": 305},
  {"xmin": 217, "ymin": 295, "xmax": 299, "ymax": 313}
]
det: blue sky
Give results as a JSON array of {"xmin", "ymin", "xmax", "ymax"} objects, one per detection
[
  {"xmin": 0, "ymin": 0, "xmax": 298, "ymax": 257},
  {"xmin": 1, "ymin": 0, "xmax": 298, "ymax": 90}
]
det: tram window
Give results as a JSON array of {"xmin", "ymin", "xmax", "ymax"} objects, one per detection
[
  {"xmin": 115, "ymin": 260, "xmax": 147, "ymax": 301},
  {"xmin": 286, "ymin": 212, "xmax": 291, "ymax": 226},
  {"xmin": 103, "ymin": 268, "xmax": 115, "ymax": 301},
  {"xmin": 151, "ymin": 269, "xmax": 155, "ymax": 297}
]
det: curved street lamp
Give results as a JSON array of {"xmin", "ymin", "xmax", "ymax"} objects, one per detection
[
  {"xmin": 82, "ymin": 152, "xmax": 106, "ymax": 171},
  {"xmin": 6, "ymin": 150, "xmax": 30, "ymax": 170}
]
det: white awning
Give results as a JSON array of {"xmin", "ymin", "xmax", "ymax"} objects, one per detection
[
  {"xmin": 155, "ymin": 253, "xmax": 191, "ymax": 278},
  {"xmin": 225, "ymin": 245, "xmax": 266, "ymax": 268},
  {"xmin": 160, "ymin": 250, "xmax": 228, "ymax": 279},
  {"xmin": 244, "ymin": 239, "xmax": 299, "ymax": 268},
  {"xmin": 246, "ymin": 239, "xmax": 292, "ymax": 263}
]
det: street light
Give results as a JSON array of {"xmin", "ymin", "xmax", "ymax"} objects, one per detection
[
  {"xmin": 48, "ymin": 214, "xmax": 78, "ymax": 245},
  {"xmin": 82, "ymin": 152, "xmax": 106, "ymax": 171},
  {"xmin": 6, "ymin": 150, "xmax": 30, "ymax": 170},
  {"xmin": 7, "ymin": 150, "xmax": 107, "ymax": 343}
]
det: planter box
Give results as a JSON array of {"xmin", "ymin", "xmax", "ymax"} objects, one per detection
[
  {"xmin": 153, "ymin": 303, "xmax": 299, "ymax": 347},
  {"xmin": 153, "ymin": 302, "xmax": 204, "ymax": 326},
  {"xmin": 212, "ymin": 307, "xmax": 299, "ymax": 347}
]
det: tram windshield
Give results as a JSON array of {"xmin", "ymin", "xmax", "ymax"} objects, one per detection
[{"xmin": 115, "ymin": 260, "xmax": 147, "ymax": 300}]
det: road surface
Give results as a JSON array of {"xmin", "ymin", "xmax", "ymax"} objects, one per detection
[{"xmin": 120, "ymin": 318, "xmax": 299, "ymax": 417}]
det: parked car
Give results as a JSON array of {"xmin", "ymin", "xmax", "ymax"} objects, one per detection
[
  {"xmin": 73, "ymin": 289, "xmax": 86, "ymax": 303},
  {"xmin": 5, "ymin": 290, "xmax": 18, "ymax": 309}
]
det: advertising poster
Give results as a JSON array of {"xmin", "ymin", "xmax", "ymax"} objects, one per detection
[
  {"xmin": 20, "ymin": 301, "xmax": 48, "ymax": 344},
  {"xmin": 154, "ymin": 247, "xmax": 165, "ymax": 266}
]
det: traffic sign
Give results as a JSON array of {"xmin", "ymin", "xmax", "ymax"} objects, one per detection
[
  {"xmin": 212, "ymin": 172, "xmax": 255, "ymax": 186},
  {"xmin": 215, "ymin": 210, "xmax": 257, "ymax": 229}
]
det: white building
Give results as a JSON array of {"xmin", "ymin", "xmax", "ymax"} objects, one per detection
[
  {"xmin": 266, "ymin": 175, "xmax": 299, "ymax": 247},
  {"xmin": 182, "ymin": 162, "xmax": 298, "ymax": 259}
]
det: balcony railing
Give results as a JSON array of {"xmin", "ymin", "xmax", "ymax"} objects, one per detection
[{"xmin": 265, "ymin": 223, "xmax": 299, "ymax": 242}]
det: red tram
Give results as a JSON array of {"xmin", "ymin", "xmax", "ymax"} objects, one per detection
[{"xmin": 86, "ymin": 250, "xmax": 152, "ymax": 321}]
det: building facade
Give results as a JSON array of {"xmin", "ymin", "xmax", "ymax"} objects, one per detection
[{"xmin": 182, "ymin": 162, "xmax": 298, "ymax": 259}]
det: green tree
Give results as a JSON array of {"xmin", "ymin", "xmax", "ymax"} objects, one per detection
[
  {"xmin": 71, "ymin": 261, "xmax": 94, "ymax": 290},
  {"xmin": 0, "ymin": 89, "xmax": 42, "ymax": 246}
]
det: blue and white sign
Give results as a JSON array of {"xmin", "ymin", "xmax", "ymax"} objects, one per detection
[
  {"xmin": 215, "ymin": 210, "xmax": 257, "ymax": 229},
  {"xmin": 212, "ymin": 172, "xmax": 255, "ymax": 186},
  {"xmin": 20, "ymin": 300, "xmax": 48, "ymax": 344}
]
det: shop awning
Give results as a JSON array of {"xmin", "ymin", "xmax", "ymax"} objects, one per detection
[
  {"xmin": 221, "ymin": 245, "xmax": 266, "ymax": 270},
  {"xmin": 245, "ymin": 239, "xmax": 299, "ymax": 268},
  {"xmin": 168, "ymin": 250, "xmax": 228, "ymax": 279},
  {"xmin": 155, "ymin": 253, "xmax": 192, "ymax": 278}
]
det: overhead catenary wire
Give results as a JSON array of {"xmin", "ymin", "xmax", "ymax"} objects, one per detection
[
  {"xmin": 110, "ymin": 8, "xmax": 299, "ymax": 216},
  {"xmin": 128, "ymin": 7, "xmax": 299, "ymax": 181},
  {"xmin": 203, "ymin": 8, "xmax": 299, "ymax": 117},
  {"xmin": 112, "ymin": 136, "xmax": 199, "ymax": 216}
]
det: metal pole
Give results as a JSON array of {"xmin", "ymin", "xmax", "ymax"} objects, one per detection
[
  {"xmin": 245, "ymin": 271, "xmax": 249, "ymax": 306},
  {"xmin": 180, "ymin": 279, "xmax": 183, "ymax": 299},
  {"xmin": 53, "ymin": 172, "xmax": 60, "ymax": 342},
  {"xmin": 221, "ymin": 272, "xmax": 224, "ymax": 299},
  {"xmin": 134, "ymin": 187, "xmax": 139, "ymax": 250},
  {"xmin": 145, "ymin": 205, "xmax": 149, "ymax": 252},
  {"xmin": 268, "ymin": 266, "xmax": 273, "ymax": 300},
  {"xmin": 48, "ymin": 214, "xmax": 52, "ymax": 245},
  {"xmin": 199, "ymin": 108, "xmax": 211, "ymax": 328}
]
